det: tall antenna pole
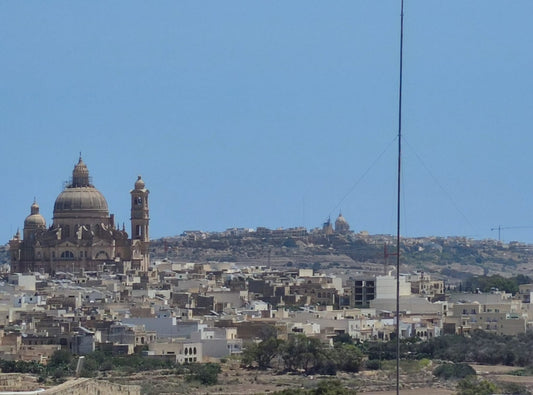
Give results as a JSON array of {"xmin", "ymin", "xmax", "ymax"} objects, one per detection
[{"xmin": 396, "ymin": 1, "xmax": 405, "ymax": 394}]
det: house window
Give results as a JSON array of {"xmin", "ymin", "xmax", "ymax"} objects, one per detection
[{"xmin": 60, "ymin": 251, "xmax": 74, "ymax": 259}]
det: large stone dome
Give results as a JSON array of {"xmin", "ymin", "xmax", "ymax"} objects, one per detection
[
  {"xmin": 54, "ymin": 187, "xmax": 109, "ymax": 214},
  {"xmin": 53, "ymin": 157, "xmax": 109, "ymax": 219}
]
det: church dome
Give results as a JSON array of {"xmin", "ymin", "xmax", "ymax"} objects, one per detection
[
  {"xmin": 53, "ymin": 157, "xmax": 109, "ymax": 217},
  {"xmin": 335, "ymin": 213, "xmax": 350, "ymax": 233},
  {"xmin": 24, "ymin": 201, "xmax": 46, "ymax": 228},
  {"xmin": 54, "ymin": 188, "xmax": 109, "ymax": 214}
]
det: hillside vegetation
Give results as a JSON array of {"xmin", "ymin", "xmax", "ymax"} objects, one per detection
[{"xmin": 149, "ymin": 232, "xmax": 533, "ymax": 281}]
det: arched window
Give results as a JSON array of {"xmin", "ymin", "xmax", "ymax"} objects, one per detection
[
  {"xmin": 95, "ymin": 251, "xmax": 109, "ymax": 259},
  {"xmin": 60, "ymin": 251, "xmax": 74, "ymax": 259}
]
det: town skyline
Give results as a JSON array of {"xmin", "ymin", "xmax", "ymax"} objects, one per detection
[{"xmin": 2, "ymin": 2, "xmax": 533, "ymax": 244}]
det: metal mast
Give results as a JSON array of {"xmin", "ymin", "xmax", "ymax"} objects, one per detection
[{"xmin": 396, "ymin": 1, "xmax": 405, "ymax": 394}]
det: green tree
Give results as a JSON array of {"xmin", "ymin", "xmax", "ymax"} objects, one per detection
[
  {"xmin": 48, "ymin": 349, "xmax": 73, "ymax": 368},
  {"xmin": 186, "ymin": 363, "xmax": 221, "ymax": 385},
  {"xmin": 242, "ymin": 337, "xmax": 284, "ymax": 369},
  {"xmin": 256, "ymin": 337, "xmax": 283, "ymax": 369},
  {"xmin": 515, "ymin": 274, "xmax": 532, "ymax": 286},
  {"xmin": 0, "ymin": 359, "xmax": 44, "ymax": 374},
  {"xmin": 332, "ymin": 333, "xmax": 353, "ymax": 345},
  {"xmin": 333, "ymin": 343, "xmax": 363, "ymax": 373},
  {"xmin": 281, "ymin": 334, "xmax": 326, "ymax": 372},
  {"xmin": 47, "ymin": 349, "xmax": 74, "ymax": 379},
  {"xmin": 457, "ymin": 377, "xmax": 499, "ymax": 395},
  {"xmin": 465, "ymin": 274, "xmax": 520, "ymax": 294}
]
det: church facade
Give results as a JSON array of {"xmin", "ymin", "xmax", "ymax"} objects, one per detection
[{"xmin": 9, "ymin": 157, "xmax": 150, "ymax": 274}]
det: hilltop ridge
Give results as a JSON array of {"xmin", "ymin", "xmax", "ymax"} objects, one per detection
[
  {"xmin": 2, "ymin": 229, "xmax": 531, "ymax": 281},
  {"xmin": 149, "ymin": 229, "xmax": 533, "ymax": 283}
]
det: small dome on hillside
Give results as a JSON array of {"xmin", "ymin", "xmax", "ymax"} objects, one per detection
[{"xmin": 335, "ymin": 213, "xmax": 350, "ymax": 233}]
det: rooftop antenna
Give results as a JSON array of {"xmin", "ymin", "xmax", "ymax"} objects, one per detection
[{"xmin": 395, "ymin": 1, "xmax": 405, "ymax": 394}]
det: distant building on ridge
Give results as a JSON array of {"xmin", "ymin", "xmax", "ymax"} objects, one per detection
[{"xmin": 334, "ymin": 212, "xmax": 350, "ymax": 234}]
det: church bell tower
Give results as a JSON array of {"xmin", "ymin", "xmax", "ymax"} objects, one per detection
[{"xmin": 130, "ymin": 175, "xmax": 150, "ymax": 242}]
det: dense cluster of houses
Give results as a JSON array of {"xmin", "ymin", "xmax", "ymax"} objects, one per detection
[{"xmin": 0, "ymin": 263, "xmax": 532, "ymax": 365}]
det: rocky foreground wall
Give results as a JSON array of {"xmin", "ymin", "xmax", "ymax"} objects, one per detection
[
  {"xmin": 43, "ymin": 378, "xmax": 140, "ymax": 395},
  {"xmin": 0, "ymin": 373, "xmax": 39, "ymax": 392},
  {"xmin": 0, "ymin": 375, "xmax": 140, "ymax": 395}
]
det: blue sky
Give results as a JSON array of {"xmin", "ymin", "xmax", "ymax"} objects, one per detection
[{"xmin": 1, "ymin": 1, "xmax": 533, "ymax": 244}]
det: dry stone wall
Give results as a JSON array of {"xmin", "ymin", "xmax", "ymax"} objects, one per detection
[
  {"xmin": 0, "ymin": 373, "xmax": 40, "ymax": 391},
  {"xmin": 43, "ymin": 378, "xmax": 140, "ymax": 395},
  {"xmin": 0, "ymin": 375, "xmax": 140, "ymax": 395}
]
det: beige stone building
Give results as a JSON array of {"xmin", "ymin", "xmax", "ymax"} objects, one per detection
[
  {"xmin": 148, "ymin": 340, "xmax": 203, "ymax": 363},
  {"xmin": 9, "ymin": 157, "xmax": 150, "ymax": 274},
  {"xmin": 447, "ymin": 301, "xmax": 527, "ymax": 335}
]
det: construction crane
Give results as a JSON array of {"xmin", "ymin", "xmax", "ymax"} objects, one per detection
[{"xmin": 490, "ymin": 225, "xmax": 533, "ymax": 242}]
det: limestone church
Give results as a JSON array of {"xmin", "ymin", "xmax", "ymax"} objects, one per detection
[{"xmin": 9, "ymin": 157, "xmax": 150, "ymax": 274}]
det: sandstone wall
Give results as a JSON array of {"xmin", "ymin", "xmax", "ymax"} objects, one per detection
[
  {"xmin": 43, "ymin": 378, "xmax": 140, "ymax": 395},
  {"xmin": 0, "ymin": 373, "xmax": 40, "ymax": 391}
]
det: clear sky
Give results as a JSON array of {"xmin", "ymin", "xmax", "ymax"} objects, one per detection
[{"xmin": 1, "ymin": 1, "xmax": 533, "ymax": 244}]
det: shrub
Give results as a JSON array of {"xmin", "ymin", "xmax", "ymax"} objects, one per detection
[
  {"xmin": 48, "ymin": 350, "xmax": 72, "ymax": 368},
  {"xmin": 433, "ymin": 362, "xmax": 476, "ymax": 380},
  {"xmin": 186, "ymin": 363, "xmax": 221, "ymax": 385},
  {"xmin": 498, "ymin": 382, "xmax": 531, "ymax": 395},
  {"xmin": 365, "ymin": 359, "xmax": 382, "ymax": 370},
  {"xmin": 457, "ymin": 377, "xmax": 499, "ymax": 395}
]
